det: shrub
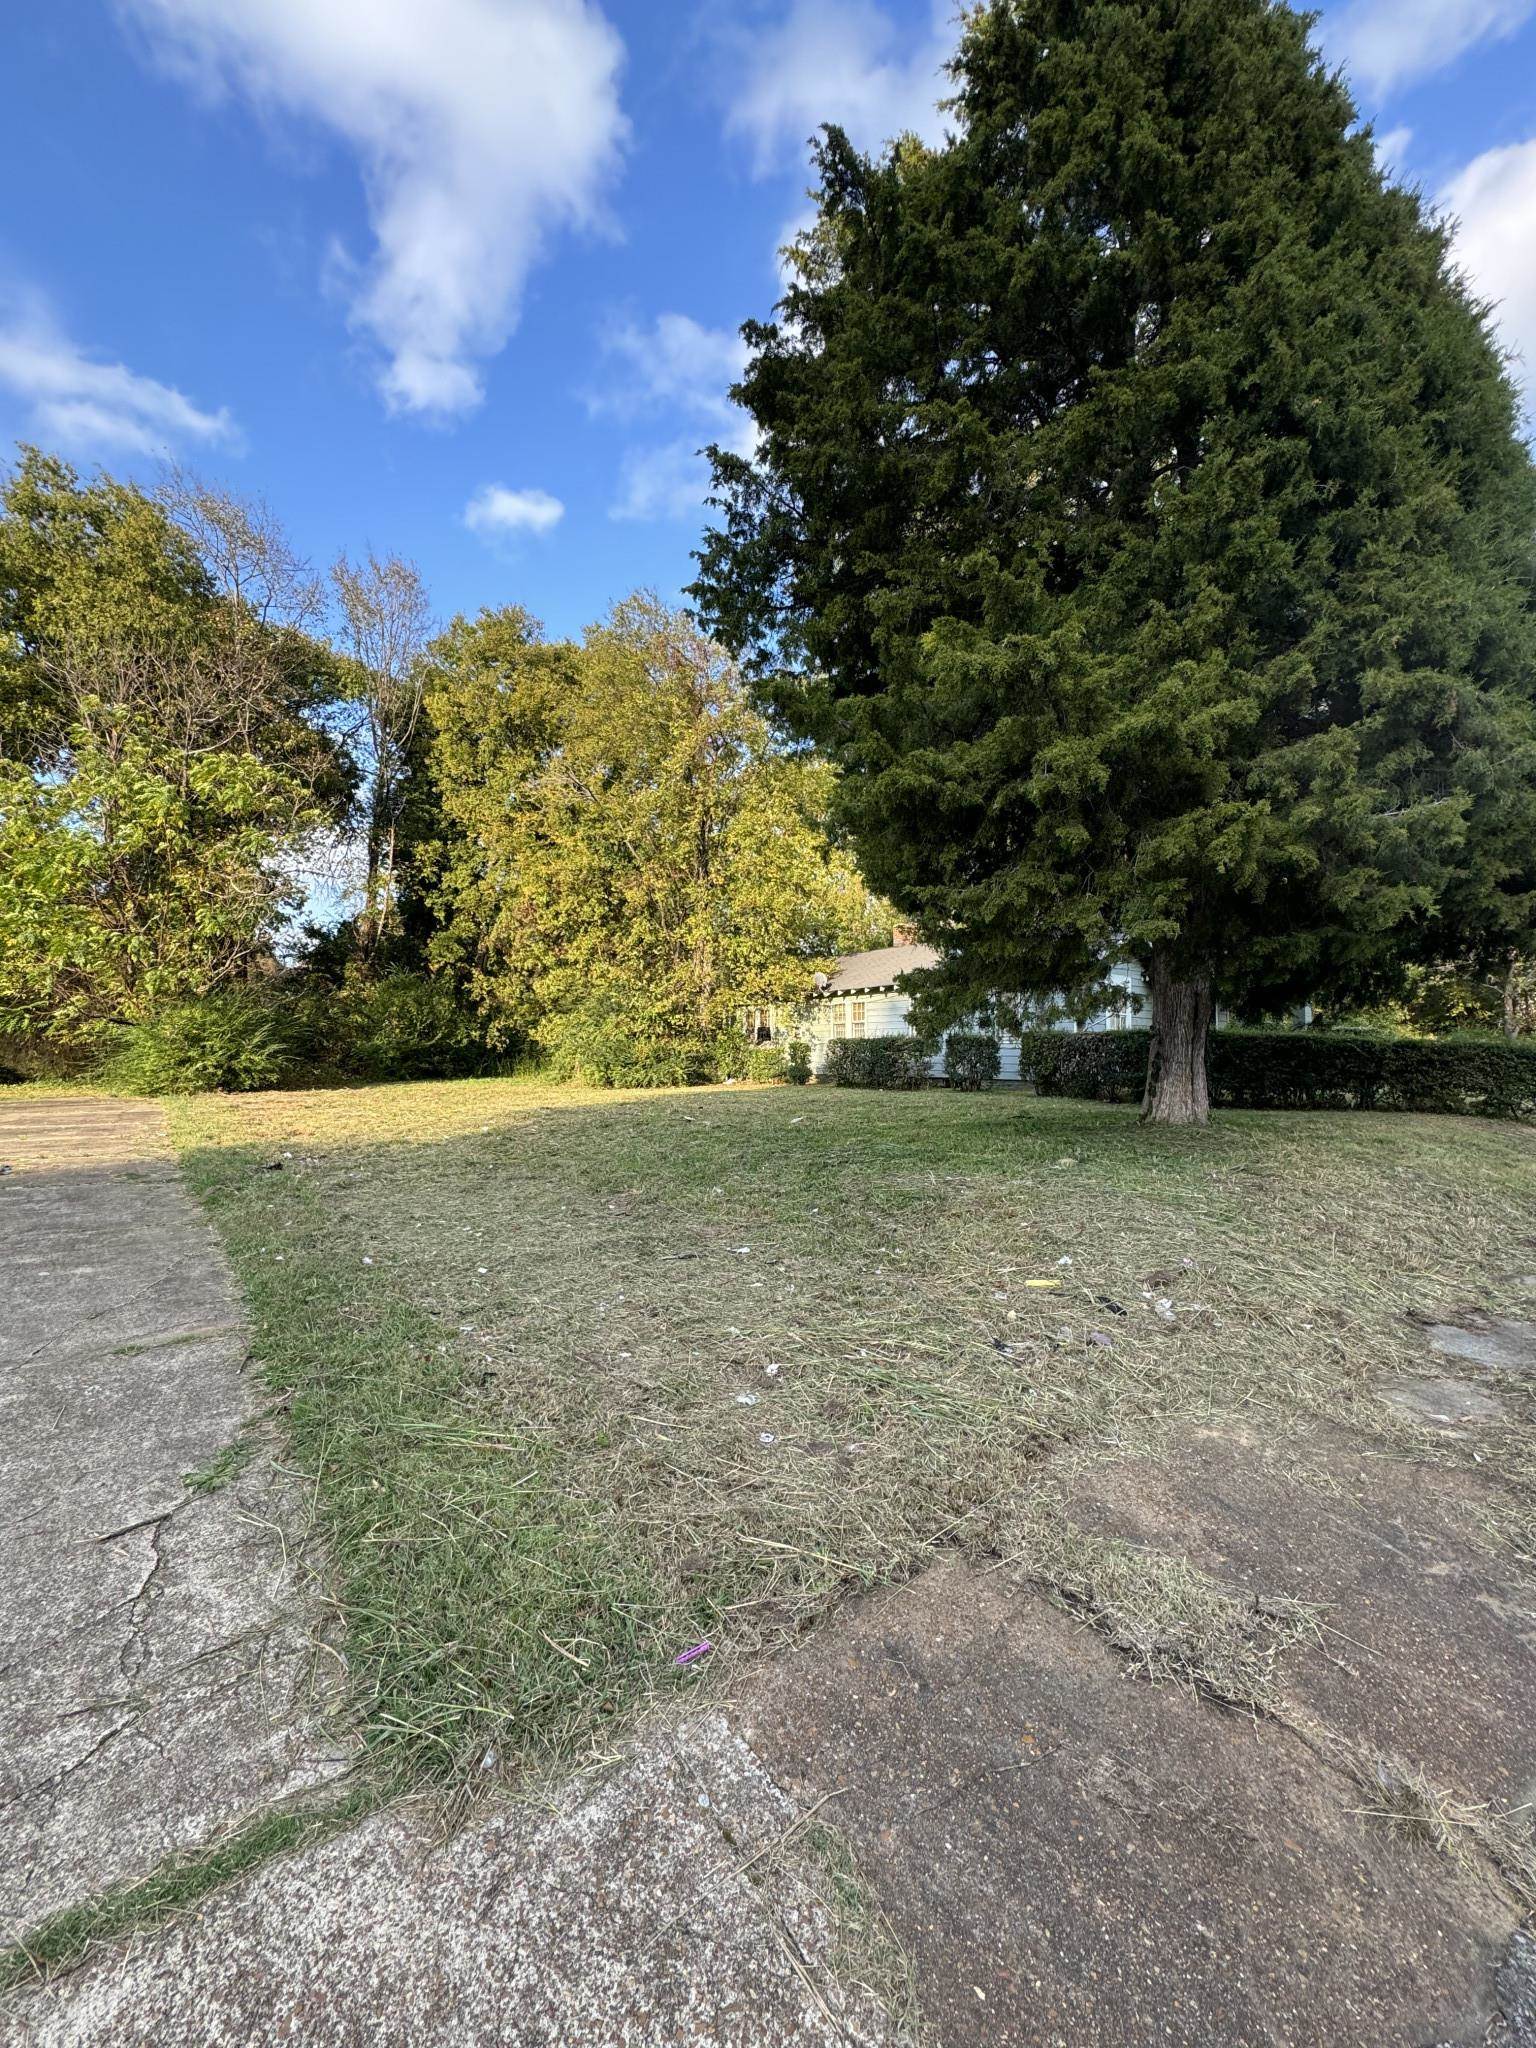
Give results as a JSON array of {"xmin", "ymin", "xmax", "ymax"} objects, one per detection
[
  {"xmin": 540, "ymin": 989, "xmax": 716, "ymax": 1089},
  {"xmin": 1030, "ymin": 1027, "xmax": 1536, "ymax": 1121},
  {"xmin": 784, "ymin": 1040, "xmax": 812, "ymax": 1086},
  {"xmin": 97, "ymin": 988, "xmax": 302, "ymax": 1095},
  {"xmin": 323, "ymin": 970, "xmax": 493, "ymax": 1082},
  {"xmin": 823, "ymin": 1033, "xmax": 932, "ymax": 1089},
  {"xmin": 739, "ymin": 1042, "xmax": 789, "ymax": 1083},
  {"xmin": 1027, "ymin": 1030, "xmax": 1144, "ymax": 1102},
  {"xmin": 945, "ymin": 1031, "xmax": 1002, "ymax": 1091}
]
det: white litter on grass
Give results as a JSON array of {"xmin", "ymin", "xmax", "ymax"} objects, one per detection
[
  {"xmin": 728, "ymin": 1246, "xmax": 752, "ymax": 1255},
  {"xmin": 477, "ymin": 1266, "xmax": 489, "ymax": 1275},
  {"xmin": 758, "ymin": 1432, "xmax": 777, "ymax": 1446},
  {"xmin": 362, "ymin": 1256, "xmax": 373, "ymax": 1266},
  {"xmin": 764, "ymin": 1363, "xmax": 782, "ymax": 1377},
  {"xmin": 735, "ymin": 1393, "xmax": 760, "ymax": 1407},
  {"xmin": 1057, "ymin": 1255, "xmax": 1074, "ymax": 1267}
]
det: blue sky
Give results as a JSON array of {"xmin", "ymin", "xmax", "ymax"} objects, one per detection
[{"xmin": 3, "ymin": 0, "xmax": 1534, "ymax": 644}]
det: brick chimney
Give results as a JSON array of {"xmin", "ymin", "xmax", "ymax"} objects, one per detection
[{"xmin": 891, "ymin": 921, "xmax": 920, "ymax": 946}]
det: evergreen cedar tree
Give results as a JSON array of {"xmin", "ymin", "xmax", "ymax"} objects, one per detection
[{"xmin": 692, "ymin": 0, "xmax": 1536, "ymax": 1124}]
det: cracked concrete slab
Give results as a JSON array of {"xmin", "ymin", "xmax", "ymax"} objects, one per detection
[
  {"xmin": 740, "ymin": 1560, "xmax": 1521, "ymax": 2048},
  {"xmin": 0, "ymin": 1098, "xmax": 353, "ymax": 1944},
  {"xmin": 5, "ymin": 1716, "xmax": 895, "ymax": 2048},
  {"xmin": 1426, "ymin": 1320, "xmax": 1536, "ymax": 1376},
  {"xmin": 1377, "ymin": 1376, "xmax": 1510, "ymax": 1428},
  {"xmin": 1053, "ymin": 1424, "xmax": 1536, "ymax": 1814}
]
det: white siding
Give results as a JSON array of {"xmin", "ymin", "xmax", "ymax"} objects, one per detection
[{"xmin": 766, "ymin": 958, "xmax": 1152, "ymax": 1080}]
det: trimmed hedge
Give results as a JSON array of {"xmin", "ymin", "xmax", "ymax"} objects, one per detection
[
  {"xmin": 823, "ymin": 1033, "xmax": 932, "ymax": 1089},
  {"xmin": 945, "ymin": 1032, "xmax": 1002, "ymax": 1091},
  {"xmin": 1028, "ymin": 1027, "xmax": 1536, "ymax": 1121}
]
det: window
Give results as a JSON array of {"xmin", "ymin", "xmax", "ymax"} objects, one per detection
[{"xmin": 850, "ymin": 1000, "xmax": 867, "ymax": 1039}]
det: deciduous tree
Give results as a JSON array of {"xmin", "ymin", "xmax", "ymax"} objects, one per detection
[
  {"xmin": 332, "ymin": 549, "xmax": 432, "ymax": 968},
  {"xmin": 0, "ymin": 451, "xmax": 348, "ymax": 1045},
  {"xmin": 426, "ymin": 596, "xmax": 882, "ymax": 1077}
]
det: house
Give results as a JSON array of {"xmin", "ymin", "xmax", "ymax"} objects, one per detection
[{"xmin": 747, "ymin": 926, "xmax": 1150, "ymax": 1081}]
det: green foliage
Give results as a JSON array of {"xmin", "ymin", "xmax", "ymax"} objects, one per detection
[
  {"xmin": 695, "ymin": 0, "xmax": 1536, "ymax": 1091},
  {"xmin": 315, "ymin": 969, "xmax": 494, "ymax": 1082},
  {"xmin": 740, "ymin": 1042, "xmax": 790, "ymax": 1083},
  {"xmin": 0, "ymin": 737, "xmax": 318, "ymax": 1045},
  {"xmin": 425, "ymin": 595, "xmax": 884, "ymax": 1081},
  {"xmin": 1031, "ymin": 1028, "xmax": 1536, "ymax": 1121},
  {"xmin": 1342, "ymin": 958, "xmax": 1536, "ymax": 1039},
  {"xmin": 1, "ymin": 447, "xmax": 209, "ymax": 762},
  {"xmin": 944, "ymin": 1032, "xmax": 1002, "ymax": 1091},
  {"xmin": 1029, "ymin": 1031, "xmax": 1160, "ymax": 1103},
  {"xmin": 0, "ymin": 450, "xmax": 350, "ymax": 1046},
  {"xmin": 785, "ymin": 1040, "xmax": 812, "ymax": 1085},
  {"xmin": 823, "ymin": 1034, "xmax": 932, "ymax": 1089},
  {"xmin": 97, "ymin": 988, "xmax": 302, "ymax": 1095},
  {"xmin": 540, "ymin": 987, "xmax": 717, "ymax": 1089}
]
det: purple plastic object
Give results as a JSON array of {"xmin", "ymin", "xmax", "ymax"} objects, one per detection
[{"xmin": 673, "ymin": 1640, "xmax": 713, "ymax": 1667}]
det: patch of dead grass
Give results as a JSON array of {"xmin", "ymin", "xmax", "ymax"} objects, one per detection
[{"xmin": 997, "ymin": 1488, "xmax": 1325, "ymax": 1710}]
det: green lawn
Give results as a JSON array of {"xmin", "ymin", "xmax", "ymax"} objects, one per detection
[{"xmin": 169, "ymin": 1079, "xmax": 1536, "ymax": 1784}]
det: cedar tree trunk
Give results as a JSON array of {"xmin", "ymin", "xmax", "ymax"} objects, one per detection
[{"xmin": 1142, "ymin": 956, "xmax": 1214, "ymax": 1126}]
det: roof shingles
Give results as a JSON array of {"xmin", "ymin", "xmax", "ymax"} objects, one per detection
[{"xmin": 821, "ymin": 943, "xmax": 939, "ymax": 994}]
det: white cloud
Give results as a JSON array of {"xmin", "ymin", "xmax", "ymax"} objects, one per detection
[
  {"xmin": 1442, "ymin": 137, "xmax": 1536, "ymax": 399},
  {"xmin": 1372, "ymin": 126, "xmax": 1414, "ymax": 176},
  {"xmin": 593, "ymin": 312, "xmax": 754, "ymax": 522},
  {"xmin": 464, "ymin": 482, "xmax": 565, "ymax": 539},
  {"xmin": 597, "ymin": 312, "xmax": 748, "ymax": 424},
  {"xmin": 610, "ymin": 438, "xmax": 716, "ymax": 523},
  {"xmin": 724, "ymin": 0, "xmax": 952, "ymax": 176},
  {"xmin": 1328, "ymin": 0, "xmax": 1535, "ymax": 99},
  {"xmin": 0, "ymin": 287, "xmax": 237, "ymax": 456},
  {"xmin": 118, "ymin": 0, "xmax": 627, "ymax": 418}
]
